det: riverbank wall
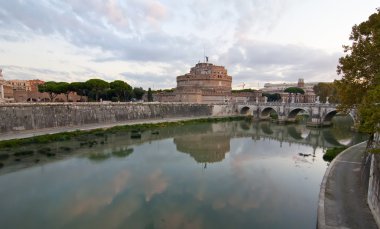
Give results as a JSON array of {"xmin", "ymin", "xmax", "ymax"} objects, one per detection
[
  {"xmin": 368, "ymin": 131, "xmax": 380, "ymax": 226},
  {"xmin": 368, "ymin": 154, "xmax": 380, "ymax": 226},
  {"xmin": 0, "ymin": 103, "xmax": 237, "ymax": 135},
  {"xmin": 317, "ymin": 141, "xmax": 380, "ymax": 228}
]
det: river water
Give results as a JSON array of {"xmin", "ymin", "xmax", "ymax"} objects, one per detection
[{"xmin": 0, "ymin": 117, "xmax": 366, "ymax": 228}]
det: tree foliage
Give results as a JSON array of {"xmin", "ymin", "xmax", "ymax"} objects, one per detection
[
  {"xmin": 147, "ymin": 88, "xmax": 153, "ymax": 102},
  {"xmin": 38, "ymin": 81, "xmax": 68, "ymax": 101},
  {"xmin": 336, "ymin": 9, "xmax": 380, "ymax": 134},
  {"xmin": 263, "ymin": 93, "xmax": 281, "ymax": 102},
  {"xmin": 313, "ymin": 83, "xmax": 339, "ymax": 103},
  {"xmin": 284, "ymin": 87, "xmax": 305, "ymax": 94},
  {"xmin": 133, "ymin": 87, "xmax": 145, "ymax": 100},
  {"xmin": 85, "ymin": 79, "xmax": 109, "ymax": 101},
  {"xmin": 110, "ymin": 80, "xmax": 132, "ymax": 101},
  {"xmin": 69, "ymin": 82, "xmax": 88, "ymax": 101}
]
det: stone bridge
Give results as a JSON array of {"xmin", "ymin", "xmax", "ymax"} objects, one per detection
[{"xmin": 237, "ymin": 102, "xmax": 357, "ymax": 127}]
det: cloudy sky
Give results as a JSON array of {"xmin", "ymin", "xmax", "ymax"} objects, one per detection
[{"xmin": 0, "ymin": 0, "xmax": 378, "ymax": 89}]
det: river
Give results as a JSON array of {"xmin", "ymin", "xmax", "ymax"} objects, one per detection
[{"xmin": 0, "ymin": 116, "xmax": 366, "ymax": 228}]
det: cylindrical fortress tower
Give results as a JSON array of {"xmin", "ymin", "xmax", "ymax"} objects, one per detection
[{"xmin": 175, "ymin": 62, "xmax": 232, "ymax": 103}]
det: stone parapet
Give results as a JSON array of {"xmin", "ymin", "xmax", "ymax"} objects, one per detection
[{"xmin": 0, "ymin": 102, "xmax": 215, "ymax": 134}]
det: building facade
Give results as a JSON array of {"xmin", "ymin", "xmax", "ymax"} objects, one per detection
[
  {"xmin": 262, "ymin": 78, "xmax": 316, "ymax": 103},
  {"xmin": 0, "ymin": 69, "xmax": 84, "ymax": 103}
]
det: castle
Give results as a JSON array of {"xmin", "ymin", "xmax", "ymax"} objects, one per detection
[
  {"xmin": 175, "ymin": 62, "xmax": 232, "ymax": 103},
  {"xmin": 153, "ymin": 62, "xmax": 264, "ymax": 104}
]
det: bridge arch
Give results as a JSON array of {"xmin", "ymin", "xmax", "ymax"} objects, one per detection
[
  {"xmin": 323, "ymin": 110, "xmax": 338, "ymax": 123},
  {"xmin": 240, "ymin": 106, "xmax": 251, "ymax": 115},
  {"xmin": 260, "ymin": 107, "xmax": 278, "ymax": 120},
  {"xmin": 288, "ymin": 108, "xmax": 310, "ymax": 119},
  {"xmin": 323, "ymin": 110, "xmax": 356, "ymax": 127}
]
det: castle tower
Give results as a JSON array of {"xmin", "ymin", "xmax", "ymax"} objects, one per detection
[
  {"xmin": 297, "ymin": 78, "xmax": 305, "ymax": 88},
  {"xmin": 175, "ymin": 62, "xmax": 232, "ymax": 103}
]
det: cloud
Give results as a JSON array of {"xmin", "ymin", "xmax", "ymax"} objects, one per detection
[
  {"xmin": 0, "ymin": 0, "xmax": 347, "ymax": 88},
  {"xmin": 0, "ymin": 65, "xmax": 107, "ymax": 82},
  {"xmin": 219, "ymin": 39, "xmax": 341, "ymax": 86},
  {"xmin": 0, "ymin": 0, "xmax": 194, "ymax": 63}
]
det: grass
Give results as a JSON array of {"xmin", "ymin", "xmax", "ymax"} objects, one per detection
[
  {"xmin": 14, "ymin": 150, "xmax": 34, "ymax": 157},
  {"xmin": 88, "ymin": 153, "xmax": 111, "ymax": 161},
  {"xmin": 0, "ymin": 116, "xmax": 248, "ymax": 149},
  {"xmin": 323, "ymin": 147, "xmax": 348, "ymax": 162},
  {"xmin": 369, "ymin": 148, "xmax": 380, "ymax": 154},
  {"xmin": 38, "ymin": 147, "xmax": 51, "ymax": 154},
  {"xmin": 112, "ymin": 148, "xmax": 134, "ymax": 158},
  {"xmin": 59, "ymin": 146, "xmax": 72, "ymax": 152}
]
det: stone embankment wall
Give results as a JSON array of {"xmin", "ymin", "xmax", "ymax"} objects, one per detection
[
  {"xmin": 368, "ymin": 132, "xmax": 380, "ymax": 226},
  {"xmin": 0, "ymin": 103, "xmax": 235, "ymax": 134},
  {"xmin": 368, "ymin": 154, "xmax": 380, "ymax": 226}
]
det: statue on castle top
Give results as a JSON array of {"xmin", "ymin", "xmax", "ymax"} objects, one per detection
[{"xmin": 326, "ymin": 96, "xmax": 329, "ymax": 104}]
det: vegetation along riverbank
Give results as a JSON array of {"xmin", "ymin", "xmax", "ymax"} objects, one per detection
[{"xmin": 0, "ymin": 116, "xmax": 249, "ymax": 150}]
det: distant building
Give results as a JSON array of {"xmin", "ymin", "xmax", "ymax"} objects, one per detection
[
  {"xmin": 262, "ymin": 78, "xmax": 317, "ymax": 103},
  {"xmin": 0, "ymin": 69, "xmax": 14, "ymax": 103},
  {"xmin": 0, "ymin": 69, "xmax": 84, "ymax": 103},
  {"xmin": 0, "ymin": 69, "xmax": 3, "ymax": 81},
  {"xmin": 262, "ymin": 78, "xmax": 317, "ymax": 93}
]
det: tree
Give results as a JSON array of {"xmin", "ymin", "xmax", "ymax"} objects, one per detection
[
  {"xmin": 69, "ymin": 82, "xmax": 88, "ymax": 101},
  {"xmin": 110, "ymin": 80, "xmax": 132, "ymax": 101},
  {"xmin": 284, "ymin": 87, "xmax": 305, "ymax": 94},
  {"xmin": 147, "ymin": 88, "xmax": 153, "ymax": 102},
  {"xmin": 263, "ymin": 93, "xmax": 281, "ymax": 102},
  {"xmin": 358, "ymin": 84, "xmax": 380, "ymax": 134},
  {"xmin": 336, "ymin": 9, "xmax": 380, "ymax": 134},
  {"xmin": 85, "ymin": 79, "xmax": 109, "ymax": 101},
  {"xmin": 313, "ymin": 82, "xmax": 339, "ymax": 103},
  {"xmin": 58, "ymin": 82, "xmax": 70, "ymax": 102},
  {"xmin": 133, "ymin": 87, "xmax": 145, "ymax": 100},
  {"xmin": 38, "ymin": 81, "xmax": 65, "ymax": 101}
]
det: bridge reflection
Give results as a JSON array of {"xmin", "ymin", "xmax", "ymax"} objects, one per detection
[{"xmin": 172, "ymin": 117, "xmax": 366, "ymax": 164}]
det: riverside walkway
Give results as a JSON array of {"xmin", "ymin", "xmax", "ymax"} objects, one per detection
[{"xmin": 318, "ymin": 141, "xmax": 378, "ymax": 228}]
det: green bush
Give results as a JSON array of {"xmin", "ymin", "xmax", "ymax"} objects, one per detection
[
  {"xmin": 112, "ymin": 148, "xmax": 134, "ymax": 158},
  {"xmin": 323, "ymin": 147, "xmax": 347, "ymax": 162},
  {"xmin": 14, "ymin": 150, "xmax": 34, "ymax": 157}
]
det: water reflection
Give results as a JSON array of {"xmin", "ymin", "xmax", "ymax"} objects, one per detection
[
  {"xmin": 0, "ymin": 118, "xmax": 367, "ymax": 229},
  {"xmin": 175, "ymin": 134, "xmax": 230, "ymax": 163},
  {"xmin": 0, "ymin": 116, "xmax": 365, "ymax": 173}
]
